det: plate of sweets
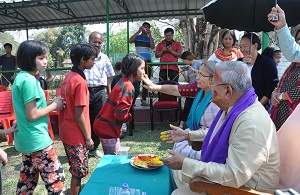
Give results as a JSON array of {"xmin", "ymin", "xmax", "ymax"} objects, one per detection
[{"xmin": 130, "ymin": 154, "xmax": 164, "ymax": 170}]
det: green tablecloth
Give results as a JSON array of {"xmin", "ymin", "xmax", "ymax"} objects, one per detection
[{"xmin": 80, "ymin": 155, "xmax": 176, "ymax": 195}]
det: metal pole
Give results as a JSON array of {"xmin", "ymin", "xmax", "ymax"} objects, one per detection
[
  {"xmin": 26, "ymin": 22, "xmax": 29, "ymax": 40},
  {"xmin": 106, "ymin": 0, "xmax": 110, "ymax": 57},
  {"xmin": 127, "ymin": 14, "xmax": 129, "ymax": 53}
]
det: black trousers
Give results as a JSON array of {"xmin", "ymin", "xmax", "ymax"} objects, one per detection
[
  {"xmin": 159, "ymin": 69, "xmax": 179, "ymax": 82},
  {"xmin": 180, "ymin": 97, "xmax": 195, "ymax": 122},
  {"xmin": 89, "ymin": 86, "xmax": 106, "ymax": 150}
]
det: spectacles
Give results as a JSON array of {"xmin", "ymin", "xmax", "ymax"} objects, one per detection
[
  {"xmin": 195, "ymin": 70, "xmax": 211, "ymax": 78},
  {"xmin": 208, "ymin": 83, "xmax": 229, "ymax": 87}
]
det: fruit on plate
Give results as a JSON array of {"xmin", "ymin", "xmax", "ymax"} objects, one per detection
[{"xmin": 133, "ymin": 155, "xmax": 163, "ymax": 168}]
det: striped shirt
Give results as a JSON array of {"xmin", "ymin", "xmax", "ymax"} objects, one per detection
[
  {"xmin": 135, "ymin": 35, "xmax": 152, "ymax": 60},
  {"xmin": 93, "ymin": 77, "xmax": 134, "ymax": 139}
]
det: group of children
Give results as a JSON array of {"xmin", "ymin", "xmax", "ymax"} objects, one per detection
[{"xmin": 7, "ymin": 40, "xmax": 145, "ymax": 194}]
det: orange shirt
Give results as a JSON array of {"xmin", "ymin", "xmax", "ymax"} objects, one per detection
[{"xmin": 59, "ymin": 71, "xmax": 90, "ymax": 146}]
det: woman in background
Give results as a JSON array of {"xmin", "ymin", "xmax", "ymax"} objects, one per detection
[{"xmin": 208, "ymin": 30, "xmax": 243, "ymax": 62}]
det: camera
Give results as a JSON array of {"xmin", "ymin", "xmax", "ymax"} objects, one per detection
[
  {"xmin": 166, "ymin": 41, "xmax": 172, "ymax": 48},
  {"xmin": 181, "ymin": 66, "xmax": 189, "ymax": 71},
  {"xmin": 270, "ymin": 15, "xmax": 279, "ymax": 22}
]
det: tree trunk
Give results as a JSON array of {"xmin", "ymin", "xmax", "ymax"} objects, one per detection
[{"xmin": 180, "ymin": 18, "xmax": 221, "ymax": 60}]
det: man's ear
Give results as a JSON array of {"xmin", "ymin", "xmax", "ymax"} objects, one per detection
[{"xmin": 225, "ymin": 85, "xmax": 233, "ymax": 99}]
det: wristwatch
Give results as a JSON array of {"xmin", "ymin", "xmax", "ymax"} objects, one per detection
[{"xmin": 279, "ymin": 93, "xmax": 284, "ymax": 101}]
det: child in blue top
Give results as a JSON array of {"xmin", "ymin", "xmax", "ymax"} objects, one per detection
[
  {"xmin": 12, "ymin": 40, "xmax": 66, "ymax": 194},
  {"xmin": 179, "ymin": 51, "xmax": 203, "ymax": 129}
]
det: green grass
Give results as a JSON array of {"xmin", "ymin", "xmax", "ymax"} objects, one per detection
[{"xmin": 0, "ymin": 122, "xmax": 172, "ymax": 195}]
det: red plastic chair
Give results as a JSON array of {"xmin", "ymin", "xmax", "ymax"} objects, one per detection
[
  {"xmin": 44, "ymin": 90, "xmax": 55, "ymax": 142},
  {"xmin": 0, "ymin": 85, "xmax": 7, "ymax": 92},
  {"xmin": 49, "ymin": 88, "xmax": 61, "ymax": 131},
  {"xmin": 0, "ymin": 91, "xmax": 15, "ymax": 145},
  {"xmin": 149, "ymin": 80, "xmax": 181, "ymax": 130}
]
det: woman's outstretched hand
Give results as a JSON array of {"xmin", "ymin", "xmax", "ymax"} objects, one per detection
[{"xmin": 141, "ymin": 74, "xmax": 159, "ymax": 91}]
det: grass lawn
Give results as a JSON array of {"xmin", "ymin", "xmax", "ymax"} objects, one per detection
[{"xmin": 0, "ymin": 122, "xmax": 173, "ymax": 194}]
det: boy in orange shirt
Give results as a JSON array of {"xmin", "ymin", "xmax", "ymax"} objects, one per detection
[{"xmin": 59, "ymin": 43, "xmax": 97, "ymax": 195}]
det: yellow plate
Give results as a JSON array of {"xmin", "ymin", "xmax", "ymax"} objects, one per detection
[{"xmin": 130, "ymin": 155, "xmax": 163, "ymax": 170}]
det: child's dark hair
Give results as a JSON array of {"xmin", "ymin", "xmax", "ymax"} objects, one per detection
[
  {"xmin": 16, "ymin": 40, "xmax": 49, "ymax": 71},
  {"xmin": 261, "ymin": 46, "xmax": 276, "ymax": 58},
  {"xmin": 181, "ymin": 51, "xmax": 199, "ymax": 60},
  {"xmin": 114, "ymin": 62, "xmax": 122, "ymax": 72},
  {"xmin": 121, "ymin": 54, "xmax": 144, "ymax": 78},
  {"xmin": 70, "ymin": 43, "xmax": 97, "ymax": 67}
]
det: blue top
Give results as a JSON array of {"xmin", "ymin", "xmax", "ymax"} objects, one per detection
[
  {"xmin": 276, "ymin": 24, "xmax": 300, "ymax": 62},
  {"xmin": 186, "ymin": 60, "xmax": 202, "ymax": 83},
  {"xmin": 135, "ymin": 35, "xmax": 152, "ymax": 60}
]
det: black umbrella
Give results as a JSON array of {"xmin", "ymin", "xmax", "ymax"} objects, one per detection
[{"xmin": 202, "ymin": 0, "xmax": 300, "ymax": 32}]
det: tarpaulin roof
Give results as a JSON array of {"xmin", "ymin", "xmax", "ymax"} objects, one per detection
[{"xmin": 0, "ymin": 0, "xmax": 209, "ymax": 31}]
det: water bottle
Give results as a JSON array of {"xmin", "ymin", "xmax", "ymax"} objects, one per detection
[{"xmin": 119, "ymin": 183, "xmax": 130, "ymax": 195}]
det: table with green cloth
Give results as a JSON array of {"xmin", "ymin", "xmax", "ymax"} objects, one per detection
[{"xmin": 80, "ymin": 155, "xmax": 176, "ymax": 195}]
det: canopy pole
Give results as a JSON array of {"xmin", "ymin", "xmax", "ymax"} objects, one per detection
[
  {"xmin": 26, "ymin": 22, "xmax": 29, "ymax": 40},
  {"xmin": 127, "ymin": 14, "xmax": 129, "ymax": 53},
  {"xmin": 106, "ymin": 0, "xmax": 110, "ymax": 57},
  {"xmin": 262, "ymin": 32, "xmax": 269, "ymax": 51}
]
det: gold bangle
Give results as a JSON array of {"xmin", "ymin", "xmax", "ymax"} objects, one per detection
[{"xmin": 187, "ymin": 131, "xmax": 190, "ymax": 141}]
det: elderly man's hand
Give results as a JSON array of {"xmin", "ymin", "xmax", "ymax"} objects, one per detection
[
  {"xmin": 160, "ymin": 149, "xmax": 185, "ymax": 170},
  {"xmin": 160, "ymin": 125, "xmax": 188, "ymax": 144},
  {"xmin": 268, "ymin": 5, "xmax": 286, "ymax": 30}
]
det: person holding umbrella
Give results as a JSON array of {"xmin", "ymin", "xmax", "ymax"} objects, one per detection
[
  {"xmin": 238, "ymin": 32, "xmax": 278, "ymax": 111},
  {"xmin": 268, "ymin": 5, "xmax": 300, "ymax": 62}
]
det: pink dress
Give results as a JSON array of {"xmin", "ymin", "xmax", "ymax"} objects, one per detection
[{"xmin": 277, "ymin": 104, "xmax": 300, "ymax": 192}]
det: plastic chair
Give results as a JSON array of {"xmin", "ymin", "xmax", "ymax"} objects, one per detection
[
  {"xmin": 149, "ymin": 80, "xmax": 181, "ymax": 130},
  {"xmin": 0, "ymin": 91, "xmax": 15, "ymax": 145},
  {"xmin": 43, "ymin": 90, "xmax": 56, "ymax": 142},
  {"xmin": 49, "ymin": 88, "xmax": 61, "ymax": 131},
  {"xmin": 0, "ymin": 85, "xmax": 7, "ymax": 92},
  {"xmin": 189, "ymin": 105, "xmax": 300, "ymax": 194}
]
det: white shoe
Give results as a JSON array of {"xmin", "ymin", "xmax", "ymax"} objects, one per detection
[{"xmin": 89, "ymin": 150, "xmax": 103, "ymax": 158}]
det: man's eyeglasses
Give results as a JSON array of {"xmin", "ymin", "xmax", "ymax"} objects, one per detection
[
  {"xmin": 208, "ymin": 83, "xmax": 230, "ymax": 87},
  {"xmin": 195, "ymin": 70, "xmax": 211, "ymax": 78}
]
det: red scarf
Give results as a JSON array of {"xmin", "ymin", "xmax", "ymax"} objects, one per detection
[{"xmin": 214, "ymin": 48, "xmax": 243, "ymax": 61}]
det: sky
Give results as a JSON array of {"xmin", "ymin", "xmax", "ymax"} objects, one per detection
[{"xmin": 8, "ymin": 23, "xmax": 125, "ymax": 43}]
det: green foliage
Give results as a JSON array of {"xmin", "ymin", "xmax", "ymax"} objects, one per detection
[
  {"xmin": 33, "ymin": 28, "xmax": 61, "ymax": 62},
  {"xmin": 0, "ymin": 32, "xmax": 19, "ymax": 55},
  {"xmin": 53, "ymin": 25, "xmax": 86, "ymax": 60},
  {"xmin": 47, "ymin": 53, "xmax": 54, "ymax": 67}
]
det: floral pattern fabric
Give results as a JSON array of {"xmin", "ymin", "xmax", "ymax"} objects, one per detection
[
  {"xmin": 16, "ymin": 145, "xmax": 65, "ymax": 195},
  {"xmin": 63, "ymin": 143, "xmax": 89, "ymax": 179}
]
